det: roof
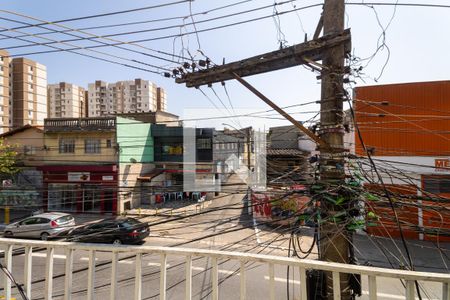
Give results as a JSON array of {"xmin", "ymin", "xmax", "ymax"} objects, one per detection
[
  {"xmin": 0, "ymin": 125, "xmax": 43, "ymax": 138},
  {"xmin": 354, "ymin": 80, "xmax": 450, "ymax": 90},
  {"xmin": 266, "ymin": 148, "xmax": 308, "ymax": 157}
]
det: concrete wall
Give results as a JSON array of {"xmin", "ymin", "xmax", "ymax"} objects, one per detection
[
  {"xmin": 43, "ymin": 131, "xmax": 117, "ymax": 164},
  {"xmin": 2, "ymin": 127, "xmax": 45, "ymax": 166},
  {"xmin": 116, "ymin": 116, "xmax": 153, "ymax": 164}
]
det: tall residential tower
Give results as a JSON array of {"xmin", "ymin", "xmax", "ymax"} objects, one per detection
[
  {"xmin": 48, "ymin": 82, "xmax": 86, "ymax": 118},
  {"xmin": 11, "ymin": 57, "xmax": 47, "ymax": 129},
  {"xmin": 87, "ymin": 79, "xmax": 166, "ymax": 117},
  {"xmin": 0, "ymin": 50, "xmax": 10, "ymax": 134}
]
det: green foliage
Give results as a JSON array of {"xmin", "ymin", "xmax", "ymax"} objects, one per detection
[
  {"xmin": 0, "ymin": 139, "xmax": 19, "ymax": 177},
  {"xmin": 367, "ymin": 211, "xmax": 378, "ymax": 219},
  {"xmin": 331, "ymin": 210, "xmax": 347, "ymax": 223},
  {"xmin": 364, "ymin": 192, "xmax": 380, "ymax": 202},
  {"xmin": 335, "ymin": 195, "xmax": 346, "ymax": 205},
  {"xmin": 346, "ymin": 219, "xmax": 365, "ymax": 231}
]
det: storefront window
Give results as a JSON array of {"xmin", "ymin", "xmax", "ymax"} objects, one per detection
[
  {"xmin": 162, "ymin": 145, "xmax": 183, "ymax": 155},
  {"xmin": 48, "ymin": 184, "xmax": 78, "ymax": 211}
]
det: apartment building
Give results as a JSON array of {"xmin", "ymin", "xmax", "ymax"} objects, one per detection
[
  {"xmin": 48, "ymin": 82, "xmax": 85, "ymax": 118},
  {"xmin": 0, "ymin": 50, "xmax": 10, "ymax": 134},
  {"xmin": 156, "ymin": 87, "xmax": 167, "ymax": 111},
  {"xmin": 87, "ymin": 79, "xmax": 166, "ymax": 117},
  {"xmin": 11, "ymin": 57, "xmax": 47, "ymax": 129}
]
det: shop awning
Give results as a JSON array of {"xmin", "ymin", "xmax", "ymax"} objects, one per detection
[{"xmin": 137, "ymin": 170, "xmax": 164, "ymax": 182}]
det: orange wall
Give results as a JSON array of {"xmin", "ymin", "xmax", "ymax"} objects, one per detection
[{"xmin": 354, "ymin": 81, "xmax": 450, "ymax": 156}]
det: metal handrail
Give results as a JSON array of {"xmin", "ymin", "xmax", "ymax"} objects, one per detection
[{"xmin": 0, "ymin": 238, "xmax": 449, "ymax": 300}]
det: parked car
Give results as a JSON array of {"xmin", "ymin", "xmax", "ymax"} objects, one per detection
[
  {"xmin": 3, "ymin": 212, "xmax": 75, "ymax": 240},
  {"xmin": 66, "ymin": 217, "xmax": 149, "ymax": 245}
]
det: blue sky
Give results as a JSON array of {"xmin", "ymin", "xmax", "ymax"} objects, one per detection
[{"xmin": 1, "ymin": 0, "xmax": 449, "ymax": 129}]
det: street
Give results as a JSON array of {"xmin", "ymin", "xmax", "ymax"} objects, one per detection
[{"xmin": 2, "ymin": 190, "xmax": 447, "ymax": 299}]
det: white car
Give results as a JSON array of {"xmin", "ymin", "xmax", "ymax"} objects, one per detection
[{"xmin": 3, "ymin": 212, "xmax": 75, "ymax": 240}]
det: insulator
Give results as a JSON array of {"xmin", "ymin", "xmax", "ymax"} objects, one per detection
[
  {"xmin": 163, "ymin": 72, "xmax": 171, "ymax": 78},
  {"xmin": 172, "ymin": 69, "xmax": 179, "ymax": 75},
  {"xmin": 183, "ymin": 62, "xmax": 190, "ymax": 69},
  {"xmin": 198, "ymin": 60, "xmax": 206, "ymax": 67}
]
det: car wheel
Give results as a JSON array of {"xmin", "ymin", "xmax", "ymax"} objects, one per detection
[
  {"xmin": 112, "ymin": 238, "xmax": 122, "ymax": 245},
  {"xmin": 4, "ymin": 231, "xmax": 12, "ymax": 237},
  {"xmin": 41, "ymin": 232, "xmax": 49, "ymax": 241}
]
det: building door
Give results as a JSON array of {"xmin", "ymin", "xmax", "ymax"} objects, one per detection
[
  {"xmin": 82, "ymin": 185, "xmax": 101, "ymax": 212},
  {"xmin": 104, "ymin": 189, "xmax": 114, "ymax": 213}
]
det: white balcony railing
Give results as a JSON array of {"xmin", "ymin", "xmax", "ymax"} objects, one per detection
[{"xmin": 0, "ymin": 238, "xmax": 449, "ymax": 300}]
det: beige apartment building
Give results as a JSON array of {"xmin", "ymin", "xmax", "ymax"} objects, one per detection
[
  {"xmin": 156, "ymin": 87, "xmax": 167, "ymax": 111},
  {"xmin": 11, "ymin": 57, "xmax": 47, "ymax": 129},
  {"xmin": 87, "ymin": 79, "xmax": 167, "ymax": 117},
  {"xmin": 0, "ymin": 49, "xmax": 10, "ymax": 134},
  {"xmin": 48, "ymin": 82, "xmax": 85, "ymax": 118}
]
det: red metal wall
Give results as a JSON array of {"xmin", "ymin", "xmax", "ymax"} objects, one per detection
[{"xmin": 354, "ymin": 81, "xmax": 450, "ymax": 157}]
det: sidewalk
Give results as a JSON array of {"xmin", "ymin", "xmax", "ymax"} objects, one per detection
[
  {"xmin": 126, "ymin": 198, "xmax": 213, "ymax": 217},
  {"xmin": 353, "ymin": 233, "xmax": 450, "ymax": 273}
]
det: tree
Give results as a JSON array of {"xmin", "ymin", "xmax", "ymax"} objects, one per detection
[{"xmin": 0, "ymin": 138, "xmax": 19, "ymax": 178}]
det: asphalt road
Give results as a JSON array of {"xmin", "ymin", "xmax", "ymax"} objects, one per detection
[{"xmin": 1, "ymin": 191, "xmax": 448, "ymax": 299}]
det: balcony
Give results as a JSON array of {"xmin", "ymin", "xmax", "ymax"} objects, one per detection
[
  {"xmin": 0, "ymin": 238, "xmax": 448, "ymax": 300},
  {"xmin": 44, "ymin": 117, "xmax": 116, "ymax": 132}
]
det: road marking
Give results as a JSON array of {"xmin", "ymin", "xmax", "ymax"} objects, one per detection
[
  {"xmin": 32, "ymin": 252, "xmax": 66, "ymax": 259},
  {"xmin": 147, "ymin": 262, "xmax": 171, "ymax": 267},
  {"xmin": 191, "ymin": 266, "xmax": 237, "ymax": 276},
  {"xmin": 252, "ymin": 218, "xmax": 262, "ymax": 244},
  {"xmin": 80, "ymin": 257, "xmax": 99, "ymax": 261}
]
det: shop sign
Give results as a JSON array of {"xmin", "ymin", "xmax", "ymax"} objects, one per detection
[
  {"xmin": 435, "ymin": 159, "xmax": 450, "ymax": 172},
  {"xmin": 68, "ymin": 172, "xmax": 90, "ymax": 181},
  {"xmin": 102, "ymin": 176, "xmax": 114, "ymax": 181}
]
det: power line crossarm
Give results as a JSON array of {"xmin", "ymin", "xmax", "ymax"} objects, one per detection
[{"xmin": 175, "ymin": 29, "xmax": 351, "ymax": 87}]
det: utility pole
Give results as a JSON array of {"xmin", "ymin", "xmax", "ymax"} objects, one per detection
[
  {"xmin": 319, "ymin": 0, "xmax": 352, "ymax": 299},
  {"xmin": 175, "ymin": 2, "xmax": 353, "ymax": 297}
]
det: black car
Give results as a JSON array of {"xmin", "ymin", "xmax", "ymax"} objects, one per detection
[{"xmin": 66, "ymin": 217, "xmax": 149, "ymax": 245}]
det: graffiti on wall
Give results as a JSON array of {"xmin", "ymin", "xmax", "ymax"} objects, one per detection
[{"xmin": 0, "ymin": 189, "xmax": 41, "ymax": 207}]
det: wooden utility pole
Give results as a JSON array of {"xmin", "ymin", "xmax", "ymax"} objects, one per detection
[
  {"xmin": 176, "ymin": 2, "xmax": 353, "ymax": 297},
  {"xmin": 319, "ymin": 0, "xmax": 352, "ymax": 299}
]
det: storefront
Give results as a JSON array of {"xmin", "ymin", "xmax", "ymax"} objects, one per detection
[{"xmin": 39, "ymin": 165, "xmax": 118, "ymax": 214}]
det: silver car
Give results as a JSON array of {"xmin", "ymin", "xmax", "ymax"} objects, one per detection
[{"xmin": 3, "ymin": 212, "xmax": 75, "ymax": 240}]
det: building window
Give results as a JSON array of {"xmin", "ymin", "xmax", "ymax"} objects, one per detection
[
  {"xmin": 106, "ymin": 139, "xmax": 112, "ymax": 148},
  {"xmin": 85, "ymin": 139, "xmax": 101, "ymax": 153},
  {"xmin": 59, "ymin": 139, "xmax": 75, "ymax": 153},
  {"xmin": 197, "ymin": 138, "xmax": 212, "ymax": 150},
  {"xmin": 423, "ymin": 176, "xmax": 450, "ymax": 194},
  {"xmin": 23, "ymin": 145, "xmax": 35, "ymax": 155}
]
